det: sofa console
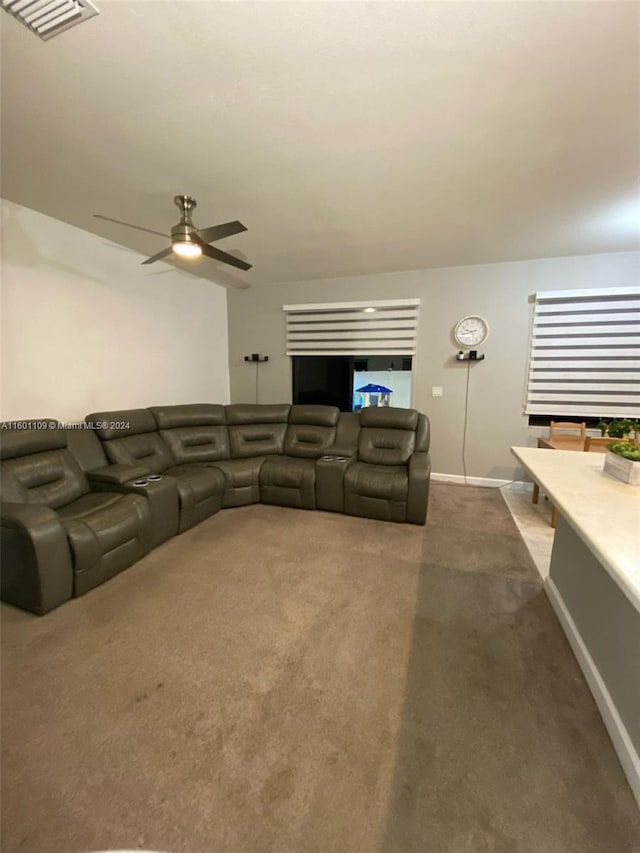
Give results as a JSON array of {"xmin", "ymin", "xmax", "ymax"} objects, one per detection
[{"xmin": 1, "ymin": 404, "xmax": 431, "ymax": 615}]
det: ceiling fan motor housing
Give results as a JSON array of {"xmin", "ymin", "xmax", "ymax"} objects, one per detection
[
  {"xmin": 171, "ymin": 222, "xmax": 199, "ymax": 243},
  {"xmin": 172, "ymin": 195, "xmax": 199, "ymax": 246}
]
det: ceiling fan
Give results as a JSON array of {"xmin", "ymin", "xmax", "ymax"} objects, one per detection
[{"xmin": 93, "ymin": 195, "xmax": 252, "ymax": 271}]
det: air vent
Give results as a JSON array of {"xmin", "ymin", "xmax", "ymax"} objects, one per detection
[{"xmin": 1, "ymin": 0, "xmax": 99, "ymax": 41}]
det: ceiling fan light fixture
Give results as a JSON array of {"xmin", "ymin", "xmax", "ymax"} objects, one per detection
[
  {"xmin": 172, "ymin": 240, "xmax": 202, "ymax": 259},
  {"xmin": 94, "ymin": 195, "xmax": 252, "ymax": 272}
]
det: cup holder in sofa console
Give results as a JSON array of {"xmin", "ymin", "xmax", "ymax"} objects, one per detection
[
  {"xmin": 147, "ymin": 474, "xmax": 163, "ymax": 481},
  {"xmin": 132, "ymin": 479, "xmax": 149, "ymax": 486}
]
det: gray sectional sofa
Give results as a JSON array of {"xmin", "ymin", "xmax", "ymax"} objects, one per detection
[{"xmin": 1, "ymin": 404, "xmax": 431, "ymax": 615}]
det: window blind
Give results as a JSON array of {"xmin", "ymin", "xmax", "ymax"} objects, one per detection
[
  {"xmin": 525, "ymin": 286, "xmax": 640, "ymax": 418},
  {"xmin": 284, "ymin": 299, "xmax": 420, "ymax": 356}
]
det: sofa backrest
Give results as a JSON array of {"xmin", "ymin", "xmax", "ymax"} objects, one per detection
[
  {"xmin": 335, "ymin": 411, "xmax": 361, "ymax": 451},
  {"xmin": 357, "ymin": 407, "xmax": 419, "ymax": 466},
  {"xmin": 150, "ymin": 404, "xmax": 230, "ymax": 465},
  {"xmin": 284, "ymin": 405, "xmax": 340, "ymax": 459},
  {"xmin": 66, "ymin": 426, "xmax": 108, "ymax": 472},
  {"xmin": 0, "ymin": 421, "xmax": 88, "ymax": 508},
  {"xmin": 87, "ymin": 409, "xmax": 173, "ymax": 474},
  {"xmin": 225, "ymin": 404, "xmax": 290, "ymax": 459}
]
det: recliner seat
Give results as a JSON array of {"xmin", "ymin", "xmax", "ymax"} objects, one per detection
[
  {"xmin": 1, "ymin": 422, "xmax": 153, "ymax": 614},
  {"xmin": 87, "ymin": 408, "xmax": 225, "ymax": 533},
  {"xmin": 215, "ymin": 404, "xmax": 290, "ymax": 506},
  {"xmin": 260, "ymin": 405, "xmax": 340, "ymax": 509},
  {"xmin": 344, "ymin": 407, "xmax": 431, "ymax": 524}
]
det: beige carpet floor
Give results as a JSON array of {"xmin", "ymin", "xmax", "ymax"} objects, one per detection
[{"xmin": 1, "ymin": 484, "xmax": 639, "ymax": 853}]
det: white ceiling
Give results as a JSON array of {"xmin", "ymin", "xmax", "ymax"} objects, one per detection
[{"xmin": 1, "ymin": 0, "xmax": 639, "ymax": 288}]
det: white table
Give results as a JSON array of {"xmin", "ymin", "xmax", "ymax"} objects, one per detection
[{"xmin": 511, "ymin": 447, "xmax": 640, "ymax": 806}]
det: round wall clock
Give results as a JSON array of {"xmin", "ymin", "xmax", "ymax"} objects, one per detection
[{"xmin": 454, "ymin": 315, "xmax": 489, "ymax": 348}]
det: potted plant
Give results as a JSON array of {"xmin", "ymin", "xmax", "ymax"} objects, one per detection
[
  {"xmin": 604, "ymin": 440, "xmax": 640, "ymax": 485},
  {"xmin": 597, "ymin": 418, "xmax": 633, "ymax": 439}
]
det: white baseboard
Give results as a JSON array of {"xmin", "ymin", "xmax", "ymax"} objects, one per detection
[
  {"xmin": 431, "ymin": 472, "xmax": 531, "ymax": 489},
  {"xmin": 545, "ymin": 578, "xmax": 640, "ymax": 807}
]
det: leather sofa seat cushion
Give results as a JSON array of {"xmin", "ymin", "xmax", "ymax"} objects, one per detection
[
  {"xmin": 163, "ymin": 464, "xmax": 225, "ymax": 532},
  {"xmin": 2, "ymin": 449, "xmax": 88, "ymax": 509},
  {"xmin": 164, "ymin": 464, "xmax": 225, "ymax": 504},
  {"xmin": 58, "ymin": 491, "xmax": 152, "ymax": 574},
  {"xmin": 260, "ymin": 456, "xmax": 317, "ymax": 510},
  {"xmin": 358, "ymin": 428, "xmax": 415, "ymax": 466},
  {"xmin": 346, "ymin": 463, "xmax": 408, "ymax": 500},
  {"xmin": 210, "ymin": 457, "xmax": 267, "ymax": 507},
  {"xmin": 344, "ymin": 462, "xmax": 409, "ymax": 523}
]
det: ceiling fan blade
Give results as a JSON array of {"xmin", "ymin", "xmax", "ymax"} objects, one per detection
[
  {"xmin": 200, "ymin": 243, "xmax": 252, "ymax": 271},
  {"xmin": 169, "ymin": 256, "xmax": 250, "ymax": 289},
  {"xmin": 196, "ymin": 220, "xmax": 248, "ymax": 245},
  {"xmin": 93, "ymin": 214, "xmax": 169, "ymax": 240},
  {"xmin": 142, "ymin": 247, "xmax": 173, "ymax": 265}
]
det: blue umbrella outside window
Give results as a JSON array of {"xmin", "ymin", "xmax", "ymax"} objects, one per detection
[
  {"xmin": 355, "ymin": 383, "xmax": 392, "ymax": 394},
  {"xmin": 354, "ymin": 383, "xmax": 393, "ymax": 409}
]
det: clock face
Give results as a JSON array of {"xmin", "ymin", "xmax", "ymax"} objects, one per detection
[{"xmin": 454, "ymin": 315, "xmax": 489, "ymax": 348}]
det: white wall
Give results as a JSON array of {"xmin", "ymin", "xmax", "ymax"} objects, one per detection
[
  {"xmin": 227, "ymin": 251, "xmax": 640, "ymax": 480},
  {"xmin": 1, "ymin": 200, "xmax": 230, "ymax": 422}
]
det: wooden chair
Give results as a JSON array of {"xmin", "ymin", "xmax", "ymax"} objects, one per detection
[
  {"xmin": 532, "ymin": 421, "xmax": 586, "ymax": 529},
  {"xmin": 549, "ymin": 421, "xmax": 587, "ymax": 441},
  {"xmin": 584, "ymin": 435, "xmax": 613, "ymax": 452}
]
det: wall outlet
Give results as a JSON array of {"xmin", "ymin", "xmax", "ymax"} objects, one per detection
[{"xmin": 432, "ymin": 386, "xmax": 443, "ymax": 397}]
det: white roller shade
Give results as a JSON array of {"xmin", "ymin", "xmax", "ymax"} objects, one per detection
[
  {"xmin": 284, "ymin": 299, "xmax": 420, "ymax": 356},
  {"xmin": 525, "ymin": 287, "xmax": 640, "ymax": 418}
]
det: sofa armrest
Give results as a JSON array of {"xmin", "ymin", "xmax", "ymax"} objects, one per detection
[
  {"xmin": 0, "ymin": 502, "xmax": 74, "ymax": 615},
  {"xmin": 315, "ymin": 451, "xmax": 357, "ymax": 513},
  {"xmin": 407, "ymin": 451, "xmax": 431, "ymax": 525},
  {"xmin": 87, "ymin": 463, "xmax": 149, "ymax": 486},
  {"xmin": 86, "ymin": 473, "xmax": 180, "ymax": 550}
]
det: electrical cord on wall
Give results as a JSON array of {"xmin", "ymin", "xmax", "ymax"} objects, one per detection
[
  {"xmin": 244, "ymin": 354, "xmax": 269, "ymax": 403},
  {"xmin": 461, "ymin": 360, "xmax": 471, "ymax": 486},
  {"xmin": 460, "ymin": 358, "xmax": 519, "ymax": 492}
]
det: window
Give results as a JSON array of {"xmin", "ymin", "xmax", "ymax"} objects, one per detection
[
  {"xmin": 285, "ymin": 299, "xmax": 420, "ymax": 411},
  {"xmin": 525, "ymin": 286, "xmax": 640, "ymax": 420},
  {"xmin": 353, "ymin": 356, "xmax": 412, "ymax": 409}
]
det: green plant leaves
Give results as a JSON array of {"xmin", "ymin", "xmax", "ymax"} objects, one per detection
[{"xmin": 608, "ymin": 441, "xmax": 640, "ymax": 462}]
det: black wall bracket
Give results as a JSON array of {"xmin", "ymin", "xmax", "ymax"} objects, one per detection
[
  {"xmin": 455, "ymin": 350, "xmax": 485, "ymax": 362},
  {"xmin": 244, "ymin": 353, "xmax": 269, "ymax": 363}
]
